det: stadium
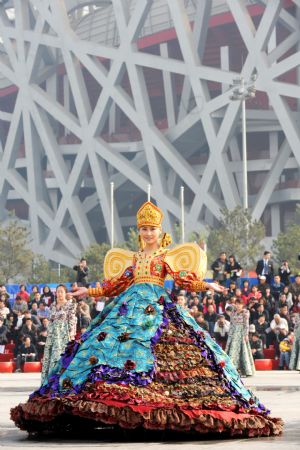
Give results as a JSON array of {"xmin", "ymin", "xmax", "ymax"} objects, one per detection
[{"xmin": 0, "ymin": 0, "xmax": 299, "ymax": 266}]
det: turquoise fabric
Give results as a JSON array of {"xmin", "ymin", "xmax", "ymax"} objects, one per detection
[
  {"xmin": 45, "ymin": 283, "xmax": 255, "ymax": 404},
  {"xmin": 59, "ymin": 284, "xmax": 167, "ymax": 388}
]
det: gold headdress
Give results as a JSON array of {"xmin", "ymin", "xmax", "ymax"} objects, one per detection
[{"xmin": 136, "ymin": 201, "xmax": 163, "ymax": 229}]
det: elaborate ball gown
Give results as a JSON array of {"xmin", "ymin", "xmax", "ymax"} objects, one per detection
[{"xmin": 11, "ymin": 244, "xmax": 283, "ymax": 437}]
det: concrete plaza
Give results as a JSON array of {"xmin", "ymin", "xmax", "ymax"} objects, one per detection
[{"xmin": 0, "ymin": 371, "xmax": 299, "ymax": 450}]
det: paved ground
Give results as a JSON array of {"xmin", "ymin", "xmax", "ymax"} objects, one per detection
[{"xmin": 0, "ymin": 371, "xmax": 299, "ymax": 450}]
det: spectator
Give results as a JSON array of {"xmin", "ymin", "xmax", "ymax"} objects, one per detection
[
  {"xmin": 257, "ymin": 276, "xmax": 270, "ymax": 296},
  {"xmin": 227, "ymin": 281, "xmax": 237, "ymax": 297},
  {"xmin": 195, "ymin": 312, "xmax": 209, "ymax": 331},
  {"xmin": 36, "ymin": 318, "xmax": 49, "ymax": 360},
  {"xmin": 211, "ymin": 252, "xmax": 227, "ymax": 287},
  {"xmin": 224, "ymin": 305, "xmax": 233, "ymax": 322},
  {"xmin": 23, "ymin": 311, "xmax": 41, "ymax": 328},
  {"xmin": 177, "ymin": 295, "xmax": 187, "ymax": 309},
  {"xmin": 254, "ymin": 315, "xmax": 269, "ymax": 347},
  {"xmin": 279, "ymin": 333, "xmax": 293, "ymax": 370},
  {"xmin": 40, "ymin": 285, "xmax": 54, "ymax": 306},
  {"xmin": 279, "ymin": 304, "xmax": 292, "ymax": 330},
  {"xmin": 278, "ymin": 260, "xmax": 291, "ymax": 286},
  {"xmin": 12, "ymin": 296, "xmax": 28, "ymax": 315},
  {"xmin": 202, "ymin": 295, "xmax": 216, "ymax": 314},
  {"xmin": 282, "ymin": 286, "xmax": 293, "ymax": 309},
  {"xmin": 29, "ymin": 285, "xmax": 39, "ymax": 303},
  {"xmin": 251, "ymin": 303, "xmax": 269, "ymax": 323},
  {"xmin": 256, "ymin": 251, "xmax": 274, "ymax": 284},
  {"xmin": 15, "ymin": 284, "xmax": 30, "ymax": 303},
  {"xmin": 73, "ymin": 257, "xmax": 89, "ymax": 287},
  {"xmin": 29, "ymin": 292, "xmax": 42, "ymax": 309},
  {"xmin": 20, "ymin": 317, "xmax": 37, "ymax": 345},
  {"xmin": 225, "ymin": 255, "xmax": 242, "ymax": 288},
  {"xmin": 270, "ymin": 314, "xmax": 289, "ymax": 334},
  {"xmin": 5, "ymin": 313, "xmax": 17, "ymax": 342},
  {"xmin": 77, "ymin": 299, "xmax": 91, "ymax": 330},
  {"xmin": 291, "ymin": 293, "xmax": 300, "ymax": 314},
  {"xmin": 0, "ymin": 297, "xmax": 10, "ymax": 320},
  {"xmin": 0, "ymin": 317, "xmax": 9, "ymax": 345},
  {"xmin": 37, "ymin": 302, "xmax": 50, "ymax": 320},
  {"xmin": 213, "ymin": 314, "xmax": 230, "ymax": 349},
  {"xmin": 15, "ymin": 336, "xmax": 37, "ymax": 372},
  {"xmin": 29, "ymin": 302, "xmax": 39, "ymax": 318},
  {"xmin": 264, "ymin": 287, "xmax": 276, "ymax": 315},
  {"xmin": 0, "ymin": 285, "xmax": 10, "ymax": 306},
  {"xmin": 204, "ymin": 304, "xmax": 218, "ymax": 336},
  {"xmin": 250, "ymin": 333, "xmax": 264, "ymax": 359},
  {"xmin": 271, "ymin": 275, "xmax": 285, "ymax": 303},
  {"xmin": 189, "ymin": 295, "xmax": 202, "ymax": 311},
  {"xmin": 289, "ymin": 274, "xmax": 300, "ymax": 302},
  {"xmin": 241, "ymin": 279, "xmax": 251, "ymax": 298}
]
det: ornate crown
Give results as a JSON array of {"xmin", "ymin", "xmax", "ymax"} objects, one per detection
[{"xmin": 136, "ymin": 201, "xmax": 163, "ymax": 228}]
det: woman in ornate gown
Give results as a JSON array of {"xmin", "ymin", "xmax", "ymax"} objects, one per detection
[
  {"xmin": 41, "ymin": 285, "xmax": 77, "ymax": 383},
  {"xmin": 225, "ymin": 300, "xmax": 255, "ymax": 377},
  {"xmin": 11, "ymin": 202, "xmax": 283, "ymax": 437}
]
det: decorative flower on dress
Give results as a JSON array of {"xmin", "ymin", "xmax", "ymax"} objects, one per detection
[
  {"xmin": 118, "ymin": 302, "xmax": 128, "ymax": 316},
  {"xmin": 144, "ymin": 304, "xmax": 155, "ymax": 315},
  {"xmin": 62, "ymin": 377, "xmax": 73, "ymax": 389},
  {"xmin": 218, "ymin": 360, "xmax": 226, "ymax": 368},
  {"xmin": 89, "ymin": 355, "xmax": 99, "ymax": 365},
  {"xmin": 158, "ymin": 296, "xmax": 165, "ymax": 305},
  {"xmin": 117, "ymin": 332, "xmax": 130, "ymax": 342},
  {"xmin": 124, "ymin": 360, "xmax": 136, "ymax": 370},
  {"xmin": 97, "ymin": 332, "xmax": 107, "ymax": 341}
]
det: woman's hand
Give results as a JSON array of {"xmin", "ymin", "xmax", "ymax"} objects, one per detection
[
  {"xmin": 206, "ymin": 282, "xmax": 225, "ymax": 293},
  {"xmin": 71, "ymin": 287, "xmax": 88, "ymax": 298}
]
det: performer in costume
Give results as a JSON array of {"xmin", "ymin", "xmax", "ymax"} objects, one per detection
[
  {"xmin": 225, "ymin": 299, "xmax": 255, "ymax": 377},
  {"xmin": 11, "ymin": 202, "xmax": 283, "ymax": 437},
  {"xmin": 41, "ymin": 285, "xmax": 77, "ymax": 383}
]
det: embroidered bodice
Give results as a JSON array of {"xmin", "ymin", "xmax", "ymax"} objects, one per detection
[
  {"xmin": 229, "ymin": 309, "xmax": 250, "ymax": 337},
  {"xmin": 88, "ymin": 244, "xmax": 208, "ymax": 298}
]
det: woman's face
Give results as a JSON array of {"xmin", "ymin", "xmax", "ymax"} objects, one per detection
[
  {"xmin": 139, "ymin": 226, "xmax": 161, "ymax": 246},
  {"xmin": 56, "ymin": 286, "xmax": 66, "ymax": 301},
  {"xmin": 236, "ymin": 302, "xmax": 243, "ymax": 312}
]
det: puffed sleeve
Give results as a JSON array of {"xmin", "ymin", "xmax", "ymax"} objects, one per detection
[
  {"xmin": 88, "ymin": 266, "xmax": 134, "ymax": 298},
  {"xmin": 164, "ymin": 262, "xmax": 208, "ymax": 292},
  {"xmin": 67, "ymin": 301, "xmax": 77, "ymax": 340}
]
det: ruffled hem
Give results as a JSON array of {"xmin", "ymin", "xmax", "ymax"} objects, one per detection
[{"xmin": 11, "ymin": 397, "xmax": 283, "ymax": 438}]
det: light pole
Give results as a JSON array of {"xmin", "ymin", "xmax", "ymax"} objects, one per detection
[{"xmin": 229, "ymin": 75, "xmax": 257, "ymax": 210}]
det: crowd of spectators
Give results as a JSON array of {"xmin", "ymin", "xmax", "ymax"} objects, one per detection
[
  {"xmin": 0, "ymin": 250, "xmax": 299, "ymax": 372},
  {"xmin": 172, "ymin": 251, "xmax": 300, "ymax": 370},
  {"xmin": 0, "ymin": 280, "xmax": 105, "ymax": 372}
]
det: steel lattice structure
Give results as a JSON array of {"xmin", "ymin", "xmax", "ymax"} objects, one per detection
[{"xmin": 0, "ymin": 0, "xmax": 299, "ymax": 266}]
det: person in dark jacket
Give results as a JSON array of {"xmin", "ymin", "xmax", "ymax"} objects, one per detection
[
  {"xmin": 0, "ymin": 317, "xmax": 8, "ymax": 345},
  {"xmin": 278, "ymin": 260, "xmax": 291, "ymax": 286},
  {"xmin": 211, "ymin": 252, "xmax": 227, "ymax": 287},
  {"xmin": 250, "ymin": 333, "xmax": 264, "ymax": 359},
  {"xmin": 15, "ymin": 336, "xmax": 37, "ymax": 372},
  {"xmin": 73, "ymin": 258, "xmax": 89, "ymax": 287},
  {"xmin": 256, "ymin": 251, "xmax": 274, "ymax": 284}
]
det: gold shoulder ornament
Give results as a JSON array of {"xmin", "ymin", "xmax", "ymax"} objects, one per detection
[
  {"xmin": 164, "ymin": 243, "xmax": 207, "ymax": 279},
  {"xmin": 104, "ymin": 248, "xmax": 134, "ymax": 279}
]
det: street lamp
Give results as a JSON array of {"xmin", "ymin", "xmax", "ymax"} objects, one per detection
[{"xmin": 230, "ymin": 74, "xmax": 257, "ymax": 210}]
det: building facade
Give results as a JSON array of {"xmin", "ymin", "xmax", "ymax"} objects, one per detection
[{"xmin": 0, "ymin": 0, "xmax": 299, "ymax": 266}]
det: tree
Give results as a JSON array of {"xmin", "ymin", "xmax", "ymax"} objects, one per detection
[
  {"xmin": 0, "ymin": 215, "xmax": 34, "ymax": 283},
  {"xmin": 28, "ymin": 255, "xmax": 73, "ymax": 284},
  {"xmin": 207, "ymin": 206, "xmax": 265, "ymax": 270},
  {"xmin": 123, "ymin": 227, "xmax": 139, "ymax": 251},
  {"xmin": 272, "ymin": 205, "xmax": 300, "ymax": 273},
  {"xmin": 83, "ymin": 242, "xmax": 111, "ymax": 281}
]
